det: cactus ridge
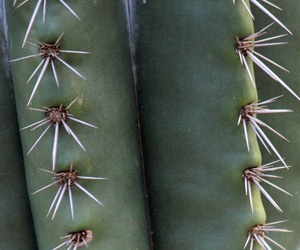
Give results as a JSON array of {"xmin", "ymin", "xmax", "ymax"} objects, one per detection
[
  {"xmin": 235, "ymin": 24, "xmax": 300, "ymax": 100},
  {"xmin": 10, "ymin": 33, "xmax": 89, "ymax": 106},
  {"xmin": 243, "ymin": 160, "xmax": 292, "ymax": 213},
  {"xmin": 21, "ymin": 97, "xmax": 97, "ymax": 170},
  {"xmin": 233, "ymin": 0, "xmax": 292, "ymax": 35},
  {"xmin": 16, "ymin": 0, "xmax": 80, "ymax": 47},
  {"xmin": 32, "ymin": 163, "xmax": 106, "ymax": 220},
  {"xmin": 238, "ymin": 96, "xmax": 292, "ymax": 167},
  {"xmin": 244, "ymin": 220, "xmax": 292, "ymax": 250},
  {"xmin": 53, "ymin": 230, "xmax": 92, "ymax": 250}
]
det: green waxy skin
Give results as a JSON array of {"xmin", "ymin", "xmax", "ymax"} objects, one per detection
[
  {"xmin": 253, "ymin": 1, "xmax": 300, "ymax": 248},
  {"xmin": 6, "ymin": 1, "xmax": 151, "ymax": 249},
  {"xmin": 0, "ymin": 6, "xmax": 37, "ymax": 249},
  {"xmin": 136, "ymin": 1, "xmax": 265, "ymax": 249},
  {"xmin": 5, "ymin": 0, "xmax": 293, "ymax": 249}
]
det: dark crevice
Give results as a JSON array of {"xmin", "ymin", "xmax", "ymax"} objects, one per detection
[
  {"xmin": 123, "ymin": 0, "xmax": 154, "ymax": 249},
  {"xmin": 0, "ymin": 0, "xmax": 38, "ymax": 248}
]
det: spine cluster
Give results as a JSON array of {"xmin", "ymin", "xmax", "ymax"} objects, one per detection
[{"xmin": 235, "ymin": 1, "xmax": 294, "ymax": 249}]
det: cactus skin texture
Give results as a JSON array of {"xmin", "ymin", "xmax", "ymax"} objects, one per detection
[
  {"xmin": 0, "ymin": 6, "xmax": 37, "ymax": 249},
  {"xmin": 2, "ymin": 0, "xmax": 296, "ymax": 249},
  {"xmin": 253, "ymin": 1, "xmax": 300, "ymax": 249},
  {"xmin": 136, "ymin": 1, "xmax": 265, "ymax": 249},
  {"xmin": 5, "ymin": 0, "xmax": 150, "ymax": 249}
]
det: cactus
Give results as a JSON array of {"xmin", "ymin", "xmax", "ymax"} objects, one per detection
[
  {"xmin": 4, "ymin": 1, "xmax": 150, "ymax": 249},
  {"xmin": 135, "ymin": 1, "xmax": 267, "ymax": 249},
  {"xmin": 0, "ymin": 0, "xmax": 297, "ymax": 249}
]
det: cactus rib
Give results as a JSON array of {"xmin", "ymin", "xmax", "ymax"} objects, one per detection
[
  {"xmin": 10, "ymin": 34, "xmax": 89, "ymax": 106},
  {"xmin": 21, "ymin": 97, "xmax": 97, "ymax": 170},
  {"xmin": 7, "ymin": 1, "xmax": 152, "ymax": 247},
  {"xmin": 244, "ymin": 220, "xmax": 292, "ymax": 250},
  {"xmin": 243, "ymin": 160, "xmax": 292, "ymax": 213},
  {"xmin": 136, "ymin": 1, "xmax": 266, "ymax": 248},
  {"xmin": 233, "ymin": 0, "xmax": 292, "ymax": 35},
  {"xmin": 53, "ymin": 230, "xmax": 92, "ymax": 250},
  {"xmin": 238, "ymin": 96, "xmax": 292, "ymax": 167},
  {"xmin": 32, "ymin": 163, "xmax": 106, "ymax": 220}
]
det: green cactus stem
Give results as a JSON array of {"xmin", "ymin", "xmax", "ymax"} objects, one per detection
[
  {"xmin": 235, "ymin": 23, "xmax": 299, "ymax": 101},
  {"xmin": 2, "ymin": 0, "xmax": 297, "ymax": 249},
  {"xmin": 135, "ymin": 0, "xmax": 265, "ymax": 249},
  {"xmin": 6, "ymin": 0, "xmax": 151, "ymax": 249}
]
